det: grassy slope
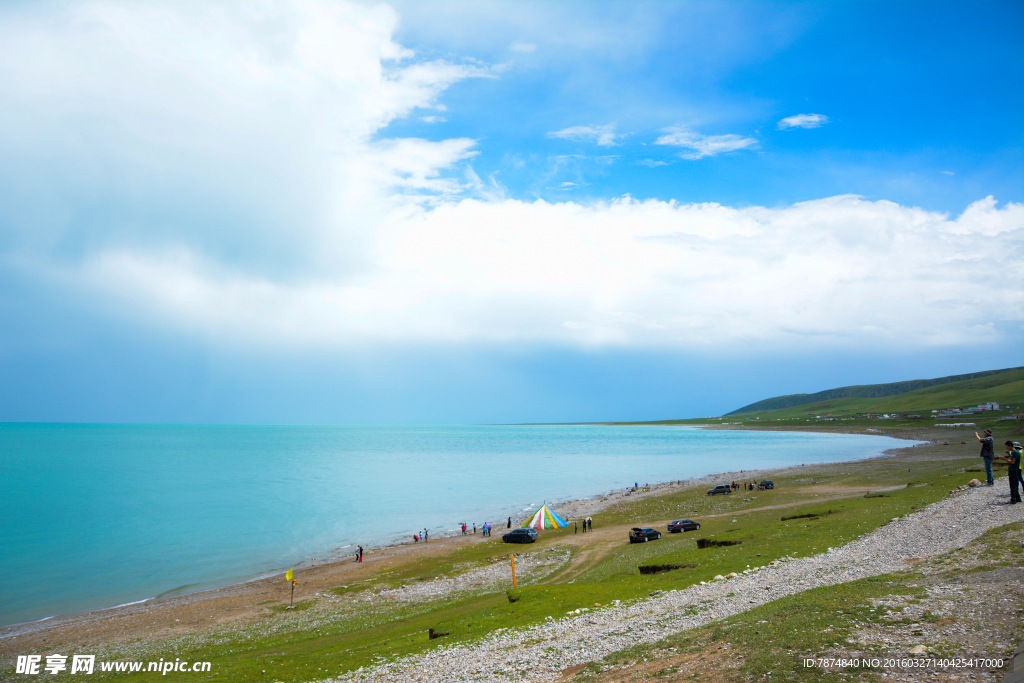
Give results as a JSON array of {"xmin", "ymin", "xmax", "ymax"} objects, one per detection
[
  {"xmin": 81, "ymin": 447, "xmax": 991, "ymax": 683},
  {"xmin": 742, "ymin": 370, "xmax": 1024, "ymax": 419},
  {"xmin": 728, "ymin": 367, "xmax": 1022, "ymax": 415},
  {"xmin": 618, "ymin": 368, "xmax": 1024, "ymax": 425}
]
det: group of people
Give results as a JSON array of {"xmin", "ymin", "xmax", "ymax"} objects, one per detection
[
  {"xmin": 452, "ymin": 521, "xmax": 495, "ymax": 537},
  {"xmin": 734, "ymin": 481, "xmax": 764, "ymax": 491},
  {"xmin": 412, "ymin": 529, "xmax": 429, "ymax": 543},
  {"xmin": 573, "ymin": 517, "xmax": 593, "ymax": 533},
  {"xmin": 975, "ymin": 428, "xmax": 1022, "ymax": 504},
  {"xmin": 353, "ymin": 545, "xmax": 363, "ymax": 562}
]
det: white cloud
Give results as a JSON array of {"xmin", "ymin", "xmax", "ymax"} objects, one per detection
[
  {"xmin": 655, "ymin": 127, "xmax": 758, "ymax": 159},
  {"xmin": 777, "ymin": 113, "xmax": 830, "ymax": 130},
  {"xmin": 0, "ymin": 0, "xmax": 489, "ymax": 271},
  {"xmin": 637, "ymin": 159, "xmax": 669, "ymax": 167},
  {"xmin": 510, "ymin": 41, "xmax": 537, "ymax": 53},
  {"xmin": 2, "ymin": 3, "xmax": 1020, "ymax": 355},
  {"xmin": 941, "ymin": 171, "xmax": 955, "ymax": 176},
  {"xmin": 68, "ymin": 195, "xmax": 1023, "ymax": 350},
  {"xmin": 421, "ymin": 115, "xmax": 447, "ymax": 123},
  {"xmin": 548, "ymin": 124, "xmax": 622, "ymax": 147}
]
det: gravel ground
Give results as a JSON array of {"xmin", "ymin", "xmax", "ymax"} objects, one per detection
[{"xmin": 336, "ymin": 480, "xmax": 1024, "ymax": 683}]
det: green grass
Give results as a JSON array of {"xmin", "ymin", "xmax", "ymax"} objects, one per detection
[{"xmin": 69, "ymin": 450, "xmax": 988, "ymax": 682}]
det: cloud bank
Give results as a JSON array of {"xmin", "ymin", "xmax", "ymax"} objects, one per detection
[
  {"xmin": 64, "ymin": 195, "xmax": 1024, "ymax": 350},
  {"xmin": 0, "ymin": 1, "xmax": 1020, "ymax": 359}
]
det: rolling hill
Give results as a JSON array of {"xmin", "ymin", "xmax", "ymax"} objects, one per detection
[{"xmin": 726, "ymin": 367, "xmax": 1024, "ymax": 419}]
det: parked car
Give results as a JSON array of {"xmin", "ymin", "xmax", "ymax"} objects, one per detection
[
  {"xmin": 629, "ymin": 527, "xmax": 662, "ymax": 543},
  {"xmin": 759, "ymin": 480, "xmax": 775, "ymax": 489},
  {"xmin": 707, "ymin": 484, "xmax": 732, "ymax": 495},
  {"xmin": 667, "ymin": 519, "xmax": 700, "ymax": 533},
  {"xmin": 502, "ymin": 528, "xmax": 538, "ymax": 544}
]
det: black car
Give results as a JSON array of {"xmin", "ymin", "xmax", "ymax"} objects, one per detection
[
  {"xmin": 502, "ymin": 528, "xmax": 538, "ymax": 544},
  {"xmin": 629, "ymin": 527, "xmax": 661, "ymax": 543},
  {"xmin": 759, "ymin": 480, "xmax": 774, "ymax": 489},
  {"xmin": 667, "ymin": 519, "xmax": 700, "ymax": 533},
  {"xmin": 707, "ymin": 484, "xmax": 732, "ymax": 495}
]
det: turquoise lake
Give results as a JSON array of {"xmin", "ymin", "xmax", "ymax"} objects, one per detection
[{"xmin": 0, "ymin": 423, "xmax": 911, "ymax": 627}]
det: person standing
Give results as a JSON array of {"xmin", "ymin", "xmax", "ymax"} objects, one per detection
[
  {"xmin": 1001, "ymin": 441, "xmax": 1021, "ymax": 504},
  {"xmin": 574, "ymin": 520, "xmax": 577, "ymax": 534},
  {"xmin": 507, "ymin": 517, "xmax": 512, "ymax": 529},
  {"xmin": 1013, "ymin": 443, "xmax": 1024, "ymax": 491},
  {"xmin": 975, "ymin": 429, "xmax": 995, "ymax": 485},
  {"xmin": 473, "ymin": 523, "xmax": 476, "ymax": 534},
  {"xmin": 587, "ymin": 517, "xmax": 592, "ymax": 531},
  {"xmin": 356, "ymin": 545, "xmax": 363, "ymax": 562}
]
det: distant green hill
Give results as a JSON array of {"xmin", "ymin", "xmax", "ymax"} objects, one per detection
[{"xmin": 727, "ymin": 367, "xmax": 1024, "ymax": 417}]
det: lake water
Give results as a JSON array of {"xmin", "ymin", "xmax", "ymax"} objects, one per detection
[{"xmin": 0, "ymin": 423, "xmax": 910, "ymax": 627}]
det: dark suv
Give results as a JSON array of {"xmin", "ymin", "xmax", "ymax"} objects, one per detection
[
  {"xmin": 629, "ymin": 527, "xmax": 661, "ymax": 543},
  {"xmin": 667, "ymin": 519, "xmax": 700, "ymax": 533},
  {"xmin": 502, "ymin": 528, "xmax": 538, "ymax": 544},
  {"xmin": 759, "ymin": 480, "xmax": 774, "ymax": 489},
  {"xmin": 707, "ymin": 484, "xmax": 732, "ymax": 495}
]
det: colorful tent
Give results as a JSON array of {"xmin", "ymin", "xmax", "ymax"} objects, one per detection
[{"xmin": 521, "ymin": 504, "xmax": 569, "ymax": 530}]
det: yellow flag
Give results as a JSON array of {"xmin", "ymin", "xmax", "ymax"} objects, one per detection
[{"xmin": 285, "ymin": 568, "xmax": 293, "ymax": 582}]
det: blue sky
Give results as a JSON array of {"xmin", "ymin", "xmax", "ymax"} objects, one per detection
[{"xmin": 0, "ymin": 0, "xmax": 1021, "ymax": 423}]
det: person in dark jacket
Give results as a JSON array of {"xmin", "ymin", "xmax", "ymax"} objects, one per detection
[
  {"xmin": 975, "ymin": 428, "xmax": 995, "ymax": 485},
  {"xmin": 1001, "ymin": 441, "xmax": 1021, "ymax": 504}
]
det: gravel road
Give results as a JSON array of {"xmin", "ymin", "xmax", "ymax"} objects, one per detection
[{"xmin": 336, "ymin": 481, "xmax": 1024, "ymax": 683}]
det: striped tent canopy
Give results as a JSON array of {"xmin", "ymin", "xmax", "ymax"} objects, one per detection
[{"xmin": 521, "ymin": 504, "xmax": 569, "ymax": 530}]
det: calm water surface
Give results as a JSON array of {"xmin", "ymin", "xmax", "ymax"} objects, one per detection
[{"xmin": 0, "ymin": 424, "xmax": 912, "ymax": 626}]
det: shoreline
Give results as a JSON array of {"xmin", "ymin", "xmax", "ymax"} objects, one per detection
[
  {"xmin": 0, "ymin": 423, "xmax": 936, "ymax": 649},
  {"xmin": 2, "ymin": 424, "xmax": 907, "ymax": 632}
]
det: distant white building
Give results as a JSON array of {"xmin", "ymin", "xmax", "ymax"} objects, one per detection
[{"xmin": 978, "ymin": 402, "xmax": 1000, "ymax": 411}]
